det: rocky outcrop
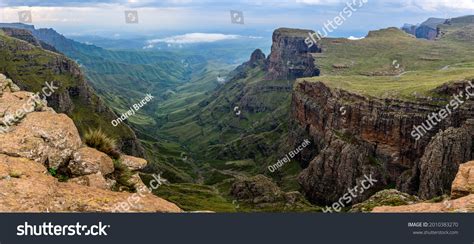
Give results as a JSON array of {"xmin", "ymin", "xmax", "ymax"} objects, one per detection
[
  {"xmin": 121, "ymin": 155, "xmax": 147, "ymax": 171},
  {"xmin": 265, "ymin": 28, "xmax": 320, "ymax": 80},
  {"xmin": 68, "ymin": 147, "xmax": 114, "ymax": 176},
  {"xmin": 231, "ymin": 175, "xmax": 283, "ymax": 204},
  {"xmin": 372, "ymin": 161, "xmax": 474, "ymax": 212},
  {"xmin": 401, "ymin": 17, "xmax": 446, "ymax": 40},
  {"xmin": 230, "ymin": 174, "xmax": 315, "ymax": 210},
  {"xmin": 292, "ymin": 80, "xmax": 474, "ymax": 205},
  {"xmin": 451, "ymin": 161, "xmax": 474, "ymax": 199},
  {"xmin": 350, "ymin": 189, "xmax": 420, "ymax": 212},
  {"xmin": 417, "ymin": 125, "xmax": 473, "ymax": 199},
  {"xmin": 0, "ymin": 74, "xmax": 181, "ymax": 212}
]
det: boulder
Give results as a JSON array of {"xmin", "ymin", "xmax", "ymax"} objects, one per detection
[
  {"xmin": 69, "ymin": 172, "xmax": 109, "ymax": 190},
  {"xmin": 121, "ymin": 155, "xmax": 147, "ymax": 171},
  {"xmin": 0, "ymin": 154, "xmax": 181, "ymax": 212},
  {"xmin": 68, "ymin": 147, "xmax": 114, "ymax": 176},
  {"xmin": 230, "ymin": 175, "xmax": 284, "ymax": 204},
  {"xmin": 451, "ymin": 161, "xmax": 474, "ymax": 199},
  {"xmin": 0, "ymin": 111, "xmax": 82, "ymax": 168}
]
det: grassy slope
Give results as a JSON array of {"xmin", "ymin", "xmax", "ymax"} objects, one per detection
[
  {"xmin": 0, "ymin": 31, "xmax": 137, "ymax": 145},
  {"xmin": 309, "ymin": 25, "xmax": 474, "ymax": 100}
]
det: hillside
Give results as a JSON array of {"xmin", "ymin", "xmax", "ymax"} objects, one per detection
[{"xmin": 0, "ymin": 28, "xmax": 146, "ymax": 157}]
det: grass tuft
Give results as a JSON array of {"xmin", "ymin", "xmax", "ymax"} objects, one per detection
[{"xmin": 84, "ymin": 128, "xmax": 120, "ymax": 159}]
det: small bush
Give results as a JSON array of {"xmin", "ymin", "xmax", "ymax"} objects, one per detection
[
  {"xmin": 84, "ymin": 128, "xmax": 120, "ymax": 159},
  {"xmin": 111, "ymin": 159, "xmax": 136, "ymax": 192}
]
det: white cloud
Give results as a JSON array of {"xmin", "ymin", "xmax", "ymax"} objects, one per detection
[
  {"xmin": 147, "ymin": 33, "xmax": 241, "ymax": 44},
  {"xmin": 347, "ymin": 36, "xmax": 364, "ymax": 40}
]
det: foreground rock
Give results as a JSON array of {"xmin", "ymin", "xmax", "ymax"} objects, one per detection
[
  {"xmin": 451, "ymin": 161, "xmax": 474, "ymax": 199},
  {"xmin": 68, "ymin": 147, "xmax": 114, "ymax": 176},
  {"xmin": 0, "ymin": 154, "xmax": 181, "ymax": 212},
  {"xmin": 121, "ymin": 155, "xmax": 148, "ymax": 171},
  {"xmin": 372, "ymin": 195, "xmax": 473, "ymax": 213},
  {"xmin": 0, "ymin": 74, "xmax": 181, "ymax": 213},
  {"xmin": 372, "ymin": 161, "xmax": 474, "ymax": 212}
]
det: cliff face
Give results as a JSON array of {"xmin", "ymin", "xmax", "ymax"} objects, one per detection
[
  {"xmin": 0, "ymin": 28, "xmax": 144, "ymax": 157},
  {"xmin": 292, "ymin": 80, "xmax": 474, "ymax": 204},
  {"xmin": 265, "ymin": 28, "xmax": 321, "ymax": 80},
  {"xmin": 0, "ymin": 74, "xmax": 181, "ymax": 212},
  {"xmin": 372, "ymin": 161, "xmax": 474, "ymax": 212}
]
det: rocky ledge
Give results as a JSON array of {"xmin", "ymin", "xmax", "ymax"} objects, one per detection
[
  {"xmin": 372, "ymin": 161, "xmax": 474, "ymax": 212},
  {"xmin": 292, "ymin": 80, "xmax": 474, "ymax": 205},
  {"xmin": 0, "ymin": 74, "xmax": 181, "ymax": 212}
]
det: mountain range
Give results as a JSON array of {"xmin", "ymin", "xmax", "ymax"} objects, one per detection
[{"xmin": 1, "ymin": 14, "xmax": 474, "ymax": 212}]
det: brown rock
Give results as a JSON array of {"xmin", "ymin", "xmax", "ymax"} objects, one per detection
[
  {"xmin": 265, "ymin": 28, "xmax": 320, "ymax": 80},
  {"xmin": 68, "ymin": 147, "xmax": 114, "ymax": 176},
  {"xmin": 0, "ymin": 111, "xmax": 82, "ymax": 168},
  {"xmin": 451, "ymin": 161, "xmax": 474, "ymax": 199},
  {"xmin": 121, "ymin": 155, "xmax": 147, "ymax": 171},
  {"xmin": 0, "ymin": 154, "xmax": 181, "ymax": 212},
  {"xmin": 292, "ymin": 80, "xmax": 474, "ymax": 204},
  {"xmin": 69, "ymin": 172, "xmax": 109, "ymax": 190},
  {"xmin": 372, "ymin": 195, "xmax": 474, "ymax": 213},
  {"xmin": 418, "ymin": 126, "xmax": 473, "ymax": 199},
  {"xmin": 230, "ymin": 175, "xmax": 284, "ymax": 204}
]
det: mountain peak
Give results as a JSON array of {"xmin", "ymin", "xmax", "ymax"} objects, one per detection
[{"xmin": 265, "ymin": 28, "xmax": 320, "ymax": 80}]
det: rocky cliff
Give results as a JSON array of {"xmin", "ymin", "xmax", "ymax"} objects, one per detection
[
  {"xmin": 292, "ymin": 80, "xmax": 474, "ymax": 205},
  {"xmin": 372, "ymin": 160, "xmax": 474, "ymax": 212},
  {"xmin": 0, "ymin": 74, "xmax": 181, "ymax": 212},
  {"xmin": 265, "ymin": 28, "xmax": 320, "ymax": 80},
  {"xmin": 0, "ymin": 28, "xmax": 144, "ymax": 157}
]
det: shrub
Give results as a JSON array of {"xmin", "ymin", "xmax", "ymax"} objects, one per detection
[
  {"xmin": 84, "ymin": 128, "xmax": 120, "ymax": 159},
  {"xmin": 111, "ymin": 159, "xmax": 136, "ymax": 192}
]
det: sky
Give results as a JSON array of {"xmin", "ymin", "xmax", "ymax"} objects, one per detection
[{"xmin": 0, "ymin": 0, "xmax": 473, "ymax": 40}]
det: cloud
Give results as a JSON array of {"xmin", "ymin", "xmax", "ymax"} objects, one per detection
[
  {"xmin": 347, "ymin": 36, "xmax": 364, "ymax": 40},
  {"xmin": 147, "ymin": 33, "xmax": 241, "ymax": 44}
]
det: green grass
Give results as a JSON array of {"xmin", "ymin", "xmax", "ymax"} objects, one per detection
[
  {"xmin": 303, "ymin": 67, "xmax": 474, "ymax": 100},
  {"xmin": 84, "ymin": 128, "xmax": 120, "ymax": 158},
  {"xmin": 0, "ymin": 31, "xmax": 141, "ymax": 155},
  {"xmin": 316, "ymin": 27, "xmax": 474, "ymax": 77},
  {"xmin": 111, "ymin": 159, "xmax": 135, "ymax": 192},
  {"xmin": 148, "ymin": 182, "xmax": 237, "ymax": 212}
]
